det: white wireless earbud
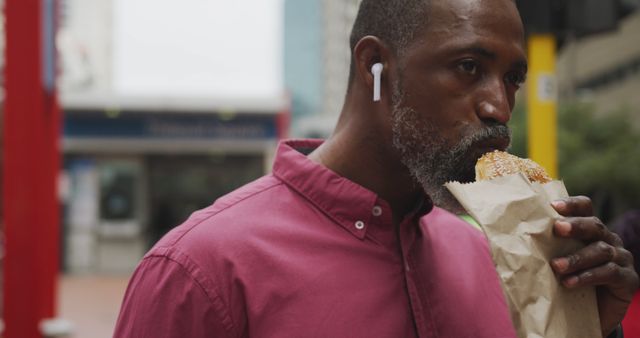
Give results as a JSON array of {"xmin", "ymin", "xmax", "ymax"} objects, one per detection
[{"xmin": 371, "ymin": 63, "xmax": 383, "ymax": 102}]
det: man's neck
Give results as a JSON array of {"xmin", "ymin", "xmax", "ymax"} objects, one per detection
[{"xmin": 308, "ymin": 118, "xmax": 421, "ymax": 225}]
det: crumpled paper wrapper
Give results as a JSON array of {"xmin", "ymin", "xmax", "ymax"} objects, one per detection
[{"xmin": 446, "ymin": 173, "xmax": 601, "ymax": 338}]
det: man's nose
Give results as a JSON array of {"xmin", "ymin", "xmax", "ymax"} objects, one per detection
[{"xmin": 476, "ymin": 79, "xmax": 511, "ymax": 124}]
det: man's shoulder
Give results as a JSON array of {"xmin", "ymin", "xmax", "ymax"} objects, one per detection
[
  {"xmin": 153, "ymin": 174, "xmax": 285, "ymax": 248},
  {"xmin": 116, "ymin": 174, "xmax": 289, "ymax": 338}
]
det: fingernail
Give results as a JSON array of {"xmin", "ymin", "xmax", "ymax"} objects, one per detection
[
  {"xmin": 564, "ymin": 276, "xmax": 579, "ymax": 287},
  {"xmin": 552, "ymin": 258, "xmax": 569, "ymax": 272},
  {"xmin": 551, "ymin": 200, "xmax": 566, "ymax": 210},
  {"xmin": 555, "ymin": 221, "xmax": 572, "ymax": 236}
]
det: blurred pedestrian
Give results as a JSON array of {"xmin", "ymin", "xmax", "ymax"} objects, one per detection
[{"xmin": 614, "ymin": 210, "xmax": 640, "ymax": 337}]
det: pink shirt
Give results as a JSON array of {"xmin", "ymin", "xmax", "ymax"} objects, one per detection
[
  {"xmin": 114, "ymin": 139, "xmax": 516, "ymax": 338},
  {"xmin": 622, "ymin": 292, "xmax": 640, "ymax": 337}
]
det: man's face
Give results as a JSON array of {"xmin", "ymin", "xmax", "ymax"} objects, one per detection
[{"xmin": 390, "ymin": 0, "xmax": 527, "ymax": 207}]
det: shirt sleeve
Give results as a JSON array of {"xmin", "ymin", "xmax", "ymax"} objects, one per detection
[{"xmin": 113, "ymin": 254, "xmax": 235, "ymax": 338}]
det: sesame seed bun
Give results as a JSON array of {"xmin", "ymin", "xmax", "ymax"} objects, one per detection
[{"xmin": 475, "ymin": 150, "xmax": 552, "ymax": 183}]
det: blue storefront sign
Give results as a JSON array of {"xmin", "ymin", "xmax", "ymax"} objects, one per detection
[{"xmin": 64, "ymin": 110, "xmax": 278, "ymax": 140}]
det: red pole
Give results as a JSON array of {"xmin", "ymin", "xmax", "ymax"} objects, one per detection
[{"xmin": 3, "ymin": 0, "xmax": 60, "ymax": 336}]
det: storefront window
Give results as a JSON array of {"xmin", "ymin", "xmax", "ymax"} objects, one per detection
[{"xmin": 99, "ymin": 162, "xmax": 139, "ymax": 222}]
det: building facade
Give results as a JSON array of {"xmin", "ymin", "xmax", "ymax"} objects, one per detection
[
  {"xmin": 58, "ymin": 0, "xmax": 287, "ymax": 274},
  {"xmin": 286, "ymin": 0, "xmax": 361, "ymax": 137},
  {"xmin": 557, "ymin": 12, "xmax": 640, "ymax": 122}
]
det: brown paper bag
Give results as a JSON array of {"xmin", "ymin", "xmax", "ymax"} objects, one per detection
[{"xmin": 446, "ymin": 173, "xmax": 601, "ymax": 338}]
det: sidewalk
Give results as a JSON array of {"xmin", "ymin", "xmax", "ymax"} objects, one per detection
[{"xmin": 58, "ymin": 275, "xmax": 131, "ymax": 338}]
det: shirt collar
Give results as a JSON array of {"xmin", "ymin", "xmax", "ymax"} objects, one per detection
[{"xmin": 273, "ymin": 139, "xmax": 388, "ymax": 240}]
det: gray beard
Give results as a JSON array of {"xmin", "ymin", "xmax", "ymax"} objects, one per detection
[{"xmin": 390, "ymin": 85, "xmax": 512, "ymax": 213}]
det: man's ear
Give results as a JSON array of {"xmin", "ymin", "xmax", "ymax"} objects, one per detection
[{"xmin": 353, "ymin": 36, "xmax": 395, "ymax": 104}]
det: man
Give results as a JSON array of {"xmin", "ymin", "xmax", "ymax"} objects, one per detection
[{"xmin": 114, "ymin": 0, "xmax": 639, "ymax": 337}]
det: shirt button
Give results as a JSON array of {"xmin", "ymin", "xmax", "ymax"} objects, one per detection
[
  {"xmin": 372, "ymin": 206, "xmax": 382, "ymax": 217},
  {"xmin": 355, "ymin": 220, "xmax": 365, "ymax": 230}
]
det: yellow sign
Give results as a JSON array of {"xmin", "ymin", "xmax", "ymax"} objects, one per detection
[{"xmin": 526, "ymin": 34, "xmax": 558, "ymax": 179}]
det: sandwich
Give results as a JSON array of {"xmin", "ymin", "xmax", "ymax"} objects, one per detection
[{"xmin": 475, "ymin": 150, "xmax": 552, "ymax": 184}]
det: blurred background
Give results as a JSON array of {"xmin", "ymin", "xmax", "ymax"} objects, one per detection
[{"xmin": 1, "ymin": 0, "xmax": 639, "ymax": 337}]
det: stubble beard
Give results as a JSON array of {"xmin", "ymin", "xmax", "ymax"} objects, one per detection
[{"xmin": 390, "ymin": 83, "xmax": 512, "ymax": 214}]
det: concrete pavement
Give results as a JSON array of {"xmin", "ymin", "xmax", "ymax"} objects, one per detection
[{"xmin": 58, "ymin": 275, "xmax": 130, "ymax": 338}]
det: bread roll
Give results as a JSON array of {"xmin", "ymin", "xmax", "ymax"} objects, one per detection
[{"xmin": 475, "ymin": 150, "xmax": 552, "ymax": 183}]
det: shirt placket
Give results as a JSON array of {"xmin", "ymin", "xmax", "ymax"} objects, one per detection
[{"xmin": 398, "ymin": 218, "xmax": 436, "ymax": 338}]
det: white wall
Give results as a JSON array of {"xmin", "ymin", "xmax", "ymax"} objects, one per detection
[
  {"xmin": 113, "ymin": 0, "xmax": 284, "ymax": 100},
  {"xmin": 59, "ymin": 0, "xmax": 284, "ymax": 102},
  {"xmin": 58, "ymin": 0, "xmax": 114, "ymax": 93}
]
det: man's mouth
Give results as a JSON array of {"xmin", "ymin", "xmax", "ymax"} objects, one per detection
[
  {"xmin": 457, "ymin": 123, "xmax": 512, "ymax": 160},
  {"xmin": 474, "ymin": 136, "xmax": 510, "ymax": 153}
]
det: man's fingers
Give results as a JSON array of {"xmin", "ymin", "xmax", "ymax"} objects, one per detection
[
  {"xmin": 553, "ymin": 217, "xmax": 623, "ymax": 246},
  {"xmin": 559, "ymin": 262, "xmax": 637, "ymax": 291},
  {"xmin": 551, "ymin": 242, "xmax": 634, "ymax": 275},
  {"xmin": 551, "ymin": 196, "xmax": 593, "ymax": 217}
]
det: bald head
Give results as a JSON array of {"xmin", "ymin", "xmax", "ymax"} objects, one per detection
[
  {"xmin": 347, "ymin": 0, "xmax": 521, "ymax": 86},
  {"xmin": 349, "ymin": 0, "xmax": 430, "ymax": 56},
  {"xmin": 348, "ymin": 0, "xmax": 430, "ymax": 83}
]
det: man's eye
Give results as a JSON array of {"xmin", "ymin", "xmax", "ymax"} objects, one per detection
[
  {"xmin": 505, "ymin": 72, "xmax": 527, "ymax": 87},
  {"xmin": 458, "ymin": 60, "xmax": 478, "ymax": 75}
]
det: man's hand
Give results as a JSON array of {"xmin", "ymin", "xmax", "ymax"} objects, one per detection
[{"xmin": 550, "ymin": 196, "xmax": 639, "ymax": 337}]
